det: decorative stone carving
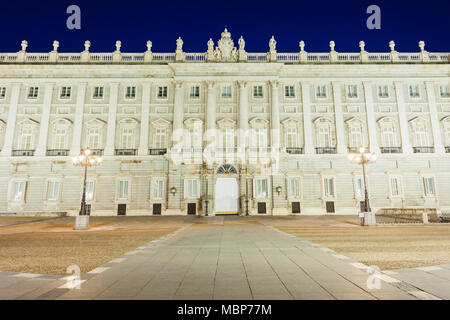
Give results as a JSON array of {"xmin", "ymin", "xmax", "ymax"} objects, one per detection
[
  {"xmin": 175, "ymin": 37, "xmax": 185, "ymax": 62},
  {"xmin": 52, "ymin": 41, "xmax": 59, "ymax": 53},
  {"xmin": 268, "ymin": 36, "xmax": 277, "ymax": 62},
  {"xmin": 20, "ymin": 40, "xmax": 28, "ymax": 52},
  {"xmin": 238, "ymin": 36, "xmax": 247, "ymax": 62},
  {"xmin": 212, "ymin": 28, "xmax": 238, "ymax": 62},
  {"xmin": 389, "ymin": 40, "xmax": 399, "ymax": 62},
  {"xmin": 81, "ymin": 40, "xmax": 90, "ymax": 62},
  {"xmin": 299, "ymin": 40, "xmax": 307, "ymax": 63},
  {"xmin": 49, "ymin": 40, "xmax": 59, "ymax": 62},
  {"xmin": 113, "ymin": 40, "xmax": 122, "ymax": 62},
  {"xmin": 206, "ymin": 38, "xmax": 215, "ymax": 61},
  {"xmin": 144, "ymin": 40, "xmax": 153, "ymax": 62}
]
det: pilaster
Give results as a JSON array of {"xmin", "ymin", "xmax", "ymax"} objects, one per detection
[
  {"xmin": 394, "ymin": 82, "xmax": 412, "ymax": 154},
  {"xmin": 35, "ymin": 83, "xmax": 55, "ymax": 156},
  {"xmin": 104, "ymin": 82, "xmax": 119, "ymax": 156},
  {"xmin": 1, "ymin": 83, "xmax": 21, "ymax": 156},
  {"xmin": 362, "ymin": 82, "xmax": 380, "ymax": 154},
  {"xmin": 301, "ymin": 82, "xmax": 314, "ymax": 154},
  {"xmin": 331, "ymin": 82, "xmax": 346, "ymax": 153},
  {"xmin": 425, "ymin": 81, "xmax": 445, "ymax": 153},
  {"xmin": 138, "ymin": 83, "xmax": 151, "ymax": 155},
  {"xmin": 70, "ymin": 82, "xmax": 87, "ymax": 155}
]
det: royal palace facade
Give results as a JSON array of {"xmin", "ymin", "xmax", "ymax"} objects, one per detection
[{"xmin": 0, "ymin": 29, "xmax": 449, "ymax": 216}]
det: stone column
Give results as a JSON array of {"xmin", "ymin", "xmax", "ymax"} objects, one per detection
[
  {"xmin": 301, "ymin": 82, "xmax": 314, "ymax": 154},
  {"xmin": 270, "ymin": 81, "xmax": 280, "ymax": 150},
  {"xmin": 104, "ymin": 82, "xmax": 119, "ymax": 156},
  {"xmin": 206, "ymin": 82, "xmax": 216, "ymax": 150},
  {"xmin": 138, "ymin": 83, "xmax": 151, "ymax": 155},
  {"xmin": 425, "ymin": 81, "xmax": 445, "ymax": 153},
  {"xmin": 238, "ymin": 81, "xmax": 249, "ymax": 152},
  {"xmin": 1, "ymin": 83, "xmax": 21, "ymax": 156},
  {"xmin": 363, "ymin": 82, "xmax": 380, "ymax": 154},
  {"xmin": 172, "ymin": 81, "xmax": 184, "ymax": 150},
  {"xmin": 394, "ymin": 82, "xmax": 412, "ymax": 154},
  {"xmin": 35, "ymin": 83, "xmax": 55, "ymax": 156},
  {"xmin": 331, "ymin": 82, "xmax": 346, "ymax": 154},
  {"xmin": 70, "ymin": 82, "xmax": 87, "ymax": 155}
]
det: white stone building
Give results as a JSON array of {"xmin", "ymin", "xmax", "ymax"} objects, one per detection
[{"xmin": 0, "ymin": 29, "xmax": 449, "ymax": 216}]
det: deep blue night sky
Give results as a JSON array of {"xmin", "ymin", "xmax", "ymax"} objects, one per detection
[{"xmin": 1, "ymin": 0, "xmax": 449, "ymax": 53}]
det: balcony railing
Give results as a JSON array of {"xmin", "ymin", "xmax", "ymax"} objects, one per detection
[
  {"xmin": 413, "ymin": 147, "xmax": 435, "ymax": 153},
  {"xmin": 46, "ymin": 149, "xmax": 69, "ymax": 156},
  {"xmin": 446, "ymin": 146, "xmax": 450, "ymax": 153},
  {"xmin": 315, "ymin": 147, "xmax": 337, "ymax": 154},
  {"xmin": 286, "ymin": 148, "xmax": 304, "ymax": 154},
  {"xmin": 12, "ymin": 150, "xmax": 34, "ymax": 156},
  {"xmin": 248, "ymin": 147, "xmax": 272, "ymax": 153},
  {"xmin": 149, "ymin": 148, "xmax": 167, "ymax": 155},
  {"xmin": 88, "ymin": 149, "xmax": 103, "ymax": 156},
  {"xmin": 115, "ymin": 149, "xmax": 137, "ymax": 156},
  {"xmin": 380, "ymin": 147, "xmax": 402, "ymax": 154}
]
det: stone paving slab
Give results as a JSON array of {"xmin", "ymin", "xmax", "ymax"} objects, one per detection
[{"xmin": 1, "ymin": 221, "xmax": 449, "ymax": 300}]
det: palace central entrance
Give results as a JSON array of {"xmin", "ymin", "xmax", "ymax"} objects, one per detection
[
  {"xmin": 214, "ymin": 158, "xmax": 240, "ymax": 214},
  {"xmin": 215, "ymin": 177, "xmax": 238, "ymax": 214}
]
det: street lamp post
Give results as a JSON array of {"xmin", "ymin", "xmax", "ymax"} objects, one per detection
[
  {"xmin": 348, "ymin": 146, "xmax": 377, "ymax": 226},
  {"xmin": 204, "ymin": 163, "xmax": 209, "ymax": 216},
  {"xmin": 245, "ymin": 166, "xmax": 249, "ymax": 216},
  {"xmin": 72, "ymin": 148, "xmax": 102, "ymax": 230}
]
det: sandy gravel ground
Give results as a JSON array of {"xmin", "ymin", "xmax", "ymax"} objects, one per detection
[
  {"xmin": 273, "ymin": 222, "xmax": 450, "ymax": 270},
  {"xmin": 0, "ymin": 216, "xmax": 191, "ymax": 275}
]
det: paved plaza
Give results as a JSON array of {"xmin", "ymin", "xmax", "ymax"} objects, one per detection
[{"xmin": 0, "ymin": 218, "xmax": 449, "ymax": 300}]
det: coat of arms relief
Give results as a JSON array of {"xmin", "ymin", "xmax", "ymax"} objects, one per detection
[{"xmin": 207, "ymin": 28, "xmax": 245, "ymax": 62}]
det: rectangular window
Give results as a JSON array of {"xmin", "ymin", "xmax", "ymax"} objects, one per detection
[
  {"xmin": 188, "ymin": 128, "xmax": 202, "ymax": 148},
  {"xmin": 288, "ymin": 177, "xmax": 300, "ymax": 198},
  {"xmin": 390, "ymin": 176, "xmax": 402, "ymax": 197},
  {"xmin": 154, "ymin": 128, "xmax": 167, "ymax": 148},
  {"xmin": 284, "ymin": 85, "xmax": 295, "ymax": 98},
  {"xmin": 440, "ymin": 85, "xmax": 449, "ymax": 98},
  {"xmin": 324, "ymin": 178, "xmax": 335, "ymax": 197},
  {"xmin": 12, "ymin": 181, "xmax": 26, "ymax": 201},
  {"xmin": 414, "ymin": 126, "xmax": 428, "ymax": 147},
  {"xmin": 222, "ymin": 86, "xmax": 232, "ymax": 98},
  {"xmin": 254, "ymin": 178, "xmax": 268, "ymax": 198},
  {"xmin": 318, "ymin": 127, "xmax": 331, "ymax": 148},
  {"xmin": 255, "ymin": 128, "xmax": 267, "ymax": 148},
  {"xmin": 184, "ymin": 179, "xmax": 199, "ymax": 199},
  {"xmin": 88, "ymin": 128, "xmax": 101, "ymax": 149},
  {"xmin": 222, "ymin": 128, "xmax": 234, "ymax": 148},
  {"xmin": 378, "ymin": 85, "xmax": 389, "ymax": 98},
  {"xmin": 28, "ymin": 87, "xmax": 39, "ymax": 99},
  {"xmin": 190, "ymin": 86, "xmax": 200, "ymax": 98},
  {"xmin": 347, "ymin": 85, "xmax": 358, "ymax": 98},
  {"xmin": 355, "ymin": 178, "xmax": 363, "ymax": 197},
  {"xmin": 157, "ymin": 86, "xmax": 168, "ymax": 98},
  {"xmin": 349, "ymin": 127, "xmax": 362, "ymax": 148},
  {"xmin": 423, "ymin": 177, "xmax": 435, "ymax": 196},
  {"xmin": 409, "ymin": 85, "xmax": 419, "ymax": 98},
  {"xmin": 125, "ymin": 86, "xmax": 136, "ymax": 99},
  {"xmin": 316, "ymin": 85, "xmax": 326, "ymax": 98},
  {"xmin": 253, "ymin": 85, "xmax": 263, "ymax": 98},
  {"xmin": 54, "ymin": 127, "xmax": 67, "ymax": 149},
  {"xmin": 93, "ymin": 86, "xmax": 104, "ymax": 99},
  {"xmin": 286, "ymin": 127, "xmax": 298, "ymax": 148},
  {"xmin": 85, "ymin": 180, "xmax": 94, "ymax": 201},
  {"xmin": 152, "ymin": 179, "xmax": 164, "ymax": 199},
  {"xmin": 120, "ymin": 128, "xmax": 134, "ymax": 149},
  {"xmin": 381, "ymin": 127, "xmax": 396, "ymax": 147},
  {"xmin": 20, "ymin": 128, "xmax": 33, "ymax": 150},
  {"xmin": 60, "ymin": 87, "xmax": 71, "ymax": 99},
  {"xmin": 47, "ymin": 180, "xmax": 60, "ymax": 201},
  {"xmin": 0, "ymin": 87, "xmax": 6, "ymax": 99},
  {"xmin": 118, "ymin": 180, "xmax": 129, "ymax": 200}
]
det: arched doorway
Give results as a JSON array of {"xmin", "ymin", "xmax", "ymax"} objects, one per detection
[{"xmin": 215, "ymin": 164, "xmax": 238, "ymax": 215}]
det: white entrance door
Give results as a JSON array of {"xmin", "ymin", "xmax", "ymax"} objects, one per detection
[{"xmin": 215, "ymin": 178, "xmax": 238, "ymax": 214}]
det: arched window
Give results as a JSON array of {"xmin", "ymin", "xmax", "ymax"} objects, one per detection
[
  {"xmin": 151, "ymin": 118, "xmax": 171, "ymax": 149},
  {"xmin": 184, "ymin": 118, "xmax": 203, "ymax": 149},
  {"xmin": 217, "ymin": 164, "xmax": 237, "ymax": 174},
  {"xmin": 345, "ymin": 117, "xmax": 365, "ymax": 149}
]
